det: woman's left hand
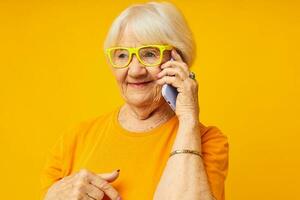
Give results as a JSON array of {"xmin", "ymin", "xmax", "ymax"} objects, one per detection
[{"xmin": 156, "ymin": 49, "xmax": 200, "ymax": 122}]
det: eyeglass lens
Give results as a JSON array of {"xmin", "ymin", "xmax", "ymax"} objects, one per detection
[{"xmin": 110, "ymin": 46, "xmax": 162, "ymax": 67}]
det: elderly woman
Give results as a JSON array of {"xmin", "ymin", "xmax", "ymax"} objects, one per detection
[{"xmin": 41, "ymin": 2, "xmax": 228, "ymax": 200}]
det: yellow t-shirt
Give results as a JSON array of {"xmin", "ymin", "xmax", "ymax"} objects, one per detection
[{"xmin": 40, "ymin": 105, "xmax": 229, "ymax": 200}]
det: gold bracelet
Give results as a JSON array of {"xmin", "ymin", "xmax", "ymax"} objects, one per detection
[{"xmin": 169, "ymin": 149, "xmax": 203, "ymax": 158}]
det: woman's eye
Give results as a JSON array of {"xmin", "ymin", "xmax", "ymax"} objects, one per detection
[
  {"xmin": 118, "ymin": 53, "xmax": 128, "ymax": 59},
  {"xmin": 144, "ymin": 52, "xmax": 156, "ymax": 57}
]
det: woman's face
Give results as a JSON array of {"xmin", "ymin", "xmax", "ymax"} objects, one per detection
[{"xmin": 107, "ymin": 27, "xmax": 171, "ymax": 108}]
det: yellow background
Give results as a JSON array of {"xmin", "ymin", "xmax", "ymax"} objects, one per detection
[{"xmin": 0, "ymin": 0, "xmax": 299, "ymax": 199}]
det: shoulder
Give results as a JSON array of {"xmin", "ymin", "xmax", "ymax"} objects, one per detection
[
  {"xmin": 199, "ymin": 122, "xmax": 229, "ymax": 165},
  {"xmin": 60, "ymin": 107, "xmax": 118, "ymax": 143},
  {"xmin": 199, "ymin": 123, "xmax": 228, "ymax": 142},
  {"xmin": 199, "ymin": 124, "xmax": 228, "ymax": 200}
]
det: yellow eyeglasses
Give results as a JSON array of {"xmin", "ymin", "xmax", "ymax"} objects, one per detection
[{"xmin": 105, "ymin": 44, "xmax": 172, "ymax": 68}]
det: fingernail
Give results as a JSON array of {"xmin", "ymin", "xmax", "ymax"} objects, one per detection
[
  {"xmin": 117, "ymin": 197, "xmax": 122, "ymax": 200},
  {"xmin": 117, "ymin": 169, "xmax": 120, "ymax": 173}
]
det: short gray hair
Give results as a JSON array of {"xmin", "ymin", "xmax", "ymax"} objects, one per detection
[{"xmin": 103, "ymin": 1, "xmax": 196, "ymax": 67}]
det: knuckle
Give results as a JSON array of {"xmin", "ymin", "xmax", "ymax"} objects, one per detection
[
  {"xmin": 78, "ymin": 186, "xmax": 86, "ymax": 193},
  {"xmin": 73, "ymin": 180, "xmax": 85, "ymax": 189},
  {"xmin": 79, "ymin": 168, "xmax": 89, "ymax": 174},
  {"xmin": 112, "ymin": 193, "xmax": 120, "ymax": 200},
  {"xmin": 182, "ymin": 63, "xmax": 188, "ymax": 69},
  {"xmin": 175, "ymin": 68, "xmax": 181, "ymax": 74},
  {"xmin": 164, "ymin": 69, "xmax": 171, "ymax": 75},
  {"xmin": 94, "ymin": 191, "xmax": 105, "ymax": 199},
  {"xmin": 99, "ymin": 180, "xmax": 110, "ymax": 190},
  {"xmin": 78, "ymin": 169, "xmax": 89, "ymax": 178},
  {"xmin": 72, "ymin": 190, "xmax": 82, "ymax": 198}
]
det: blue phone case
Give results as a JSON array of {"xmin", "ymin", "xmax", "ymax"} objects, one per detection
[
  {"xmin": 162, "ymin": 84, "xmax": 178, "ymax": 111},
  {"xmin": 161, "ymin": 58, "xmax": 178, "ymax": 111}
]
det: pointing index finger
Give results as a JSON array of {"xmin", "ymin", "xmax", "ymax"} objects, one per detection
[{"xmin": 88, "ymin": 171, "xmax": 121, "ymax": 200}]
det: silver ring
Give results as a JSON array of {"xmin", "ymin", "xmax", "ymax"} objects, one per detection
[{"xmin": 189, "ymin": 71, "xmax": 196, "ymax": 80}]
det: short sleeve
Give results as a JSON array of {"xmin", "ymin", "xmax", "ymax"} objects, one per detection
[
  {"xmin": 39, "ymin": 124, "xmax": 83, "ymax": 199},
  {"xmin": 201, "ymin": 125, "xmax": 229, "ymax": 200},
  {"xmin": 40, "ymin": 135, "xmax": 64, "ymax": 199}
]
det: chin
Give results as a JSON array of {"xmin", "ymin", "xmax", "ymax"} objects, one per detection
[
  {"xmin": 126, "ymin": 98, "xmax": 152, "ymax": 107},
  {"xmin": 122, "ymin": 86, "xmax": 163, "ymax": 106},
  {"xmin": 125, "ymin": 93, "xmax": 163, "ymax": 108}
]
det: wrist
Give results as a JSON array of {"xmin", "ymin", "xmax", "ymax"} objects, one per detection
[
  {"xmin": 176, "ymin": 106, "xmax": 199, "ymax": 122},
  {"xmin": 173, "ymin": 120, "xmax": 202, "ymax": 151},
  {"xmin": 178, "ymin": 115, "xmax": 199, "ymax": 127}
]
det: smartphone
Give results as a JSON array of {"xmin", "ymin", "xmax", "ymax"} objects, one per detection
[{"xmin": 161, "ymin": 58, "xmax": 178, "ymax": 111}]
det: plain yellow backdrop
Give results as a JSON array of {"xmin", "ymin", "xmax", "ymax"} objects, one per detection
[{"xmin": 0, "ymin": 0, "xmax": 299, "ymax": 199}]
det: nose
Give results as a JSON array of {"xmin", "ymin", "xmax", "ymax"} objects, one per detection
[{"xmin": 127, "ymin": 55, "xmax": 147, "ymax": 78}]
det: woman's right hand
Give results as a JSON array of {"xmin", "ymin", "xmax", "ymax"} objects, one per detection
[{"xmin": 44, "ymin": 169, "xmax": 121, "ymax": 200}]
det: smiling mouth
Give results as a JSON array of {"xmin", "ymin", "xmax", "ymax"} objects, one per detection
[{"xmin": 128, "ymin": 81, "xmax": 152, "ymax": 88}]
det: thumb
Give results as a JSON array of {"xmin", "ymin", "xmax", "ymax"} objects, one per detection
[{"xmin": 97, "ymin": 169, "xmax": 120, "ymax": 182}]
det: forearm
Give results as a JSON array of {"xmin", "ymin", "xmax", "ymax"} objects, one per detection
[{"xmin": 154, "ymin": 119, "xmax": 214, "ymax": 200}]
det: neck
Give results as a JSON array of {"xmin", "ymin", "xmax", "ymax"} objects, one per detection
[{"xmin": 118, "ymin": 100, "xmax": 175, "ymax": 132}]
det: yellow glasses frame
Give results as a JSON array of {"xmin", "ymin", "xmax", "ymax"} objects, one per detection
[{"xmin": 105, "ymin": 44, "xmax": 173, "ymax": 68}]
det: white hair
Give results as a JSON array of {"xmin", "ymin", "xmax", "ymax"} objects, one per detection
[{"xmin": 103, "ymin": 1, "xmax": 196, "ymax": 66}]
